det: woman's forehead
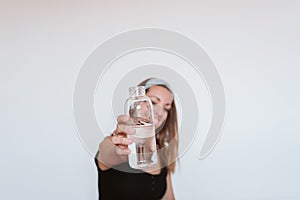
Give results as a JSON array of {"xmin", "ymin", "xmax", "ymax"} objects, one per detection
[{"xmin": 146, "ymin": 85, "xmax": 173, "ymax": 103}]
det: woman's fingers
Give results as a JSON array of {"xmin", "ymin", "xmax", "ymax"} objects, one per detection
[
  {"xmin": 115, "ymin": 145, "xmax": 131, "ymax": 155},
  {"xmin": 117, "ymin": 124, "xmax": 136, "ymax": 135},
  {"xmin": 117, "ymin": 114, "xmax": 130, "ymax": 124},
  {"xmin": 111, "ymin": 136, "xmax": 133, "ymax": 145},
  {"xmin": 112, "ymin": 114, "xmax": 136, "ymax": 155},
  {"xmin": 111, "ymin": 136, "xmax": 132, "ymax": 155},
  {"xmin": 115, "ymin": 115, "xmax": 136, "ymax": 135}
]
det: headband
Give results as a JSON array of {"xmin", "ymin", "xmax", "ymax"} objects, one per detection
[{"xmin": 144, "ymin": 78, "xmax": 173, "ymax": 93}]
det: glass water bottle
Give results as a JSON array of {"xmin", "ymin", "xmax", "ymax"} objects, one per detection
[{"xmin": 124, "ymin": 86, "xmax": 158, "ymax": 169}]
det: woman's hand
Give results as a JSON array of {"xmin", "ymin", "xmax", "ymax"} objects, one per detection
[
  {"xmin": 110, "ymin": 114, "xmax": 135, "ymax": 155},
  {"xmin": 97, "ymin": 114, "xmax": 136, "ymax": 170}
]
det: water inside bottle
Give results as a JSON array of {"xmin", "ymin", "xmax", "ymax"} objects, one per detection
[{"xmin": 128, "ymin": 120, "xmax": 157, "ymax": 168}]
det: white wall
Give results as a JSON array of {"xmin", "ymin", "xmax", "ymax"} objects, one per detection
[{"xmin": 1, "ymin": 1, "xmax": 299, "ymax": 199}]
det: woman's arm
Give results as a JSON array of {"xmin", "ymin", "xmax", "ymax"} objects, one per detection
[{"xmin": 162, "ymin": 172, "xmax": 175, "ymax": 200}]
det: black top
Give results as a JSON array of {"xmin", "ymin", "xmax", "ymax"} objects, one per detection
[{"xmin": 95, "ymin": 154, "xmax": 168, "ymax": 200}]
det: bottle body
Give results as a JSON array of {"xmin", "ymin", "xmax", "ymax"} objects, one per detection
[{"xmin": 124, "ymin": 86, "xmax": 157, "ymax": 169}]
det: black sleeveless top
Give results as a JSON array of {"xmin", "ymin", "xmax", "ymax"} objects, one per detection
[{"xmin": 95, "ymin": 155, "xmax": 168, "ymax": 200}]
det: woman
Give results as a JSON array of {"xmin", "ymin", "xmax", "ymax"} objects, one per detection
[{"xmin": 95, "ymin": 78, "xmax": 179, "ymax": 200}]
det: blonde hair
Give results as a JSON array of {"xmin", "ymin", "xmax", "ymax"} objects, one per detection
[{"xmin": 139, "ymin": 78, "xmax": 179, "ymax": 173}]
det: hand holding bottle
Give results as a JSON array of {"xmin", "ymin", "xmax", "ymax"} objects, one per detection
[{"xmin": 110, "ymin": 114, "xmax": 136, "ymax": 155}]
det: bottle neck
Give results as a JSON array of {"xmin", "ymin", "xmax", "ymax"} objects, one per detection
[{"xmin": 129, "ymin": 86, "xmax": 145, "ymax": 97}]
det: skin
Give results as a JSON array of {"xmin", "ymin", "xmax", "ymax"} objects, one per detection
[
  {"xmin": 147, "ymin": 85, "xmax": 173, "ymax": 129},
  {"xmin": 97, "ymin": 85, "xmax": 175, "ymax": 199}
]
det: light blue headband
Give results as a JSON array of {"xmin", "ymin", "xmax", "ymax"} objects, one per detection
[{"xmin": 144, "ymin": 78, "xmax": 173, "ymax": 93}]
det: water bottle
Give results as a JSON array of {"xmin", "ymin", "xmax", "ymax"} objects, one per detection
[{"xmin": 124, "ymin": 86, "xmax": 158, "ymax": 169}]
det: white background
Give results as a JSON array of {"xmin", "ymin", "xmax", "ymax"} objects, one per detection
[{"xmin": 1, "ymin": 1, "xmax": 299, "ymax": 199}]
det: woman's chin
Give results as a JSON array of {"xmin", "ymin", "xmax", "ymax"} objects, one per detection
[
  {"xmin": 155, "ymin": 122, "xmax": 165, "ymax": 133},
  {"xmin": 154, "ymin": 119, "xmax": 159, "ymax": 127},
  {"xmin": 154, "ymin": 121, "xmax": 161, "ymax": 129}
]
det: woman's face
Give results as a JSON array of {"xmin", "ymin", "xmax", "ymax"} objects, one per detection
[{"xmin": 146, "ymin": 85, "xmax": 173, "ymax": 129}]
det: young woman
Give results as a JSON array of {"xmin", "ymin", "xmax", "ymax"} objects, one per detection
[{"xmin": 95, "ymin": 78, "xmax": 179, "ymax": 200}]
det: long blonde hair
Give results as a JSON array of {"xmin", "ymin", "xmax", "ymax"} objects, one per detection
[{"xmin": 139, "ymin": 78, "xmax": 178, "ymax": 173}]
